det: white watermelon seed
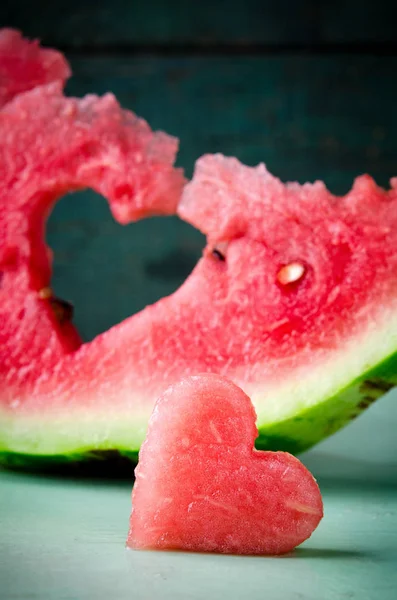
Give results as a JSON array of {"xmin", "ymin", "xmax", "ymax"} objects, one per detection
[{"xmin": 277, "ymin": 262, "xmax": 305, "ymax": 285}]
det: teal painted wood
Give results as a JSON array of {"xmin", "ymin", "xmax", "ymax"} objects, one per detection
[
  {"xmin": 2, "ymin": 0, "xmax": 397, "ymax": 47},
  {"xmin": 1, "ymin": 469, "xmax": 397, "ymax": 600}
]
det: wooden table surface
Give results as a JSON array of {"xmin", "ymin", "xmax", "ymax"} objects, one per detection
[
  {"xmin": 1, "ymin": 465, "xmax": 397, "ymax": 600},
  {"xmin": 1, "ymin": 2, "xmax": 397, "ymax": 598}
]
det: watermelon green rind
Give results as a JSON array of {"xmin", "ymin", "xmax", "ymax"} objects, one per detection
[
  {"xmin": 254, "ymin": 324, "xmax": 397, "ymax": 453},
  {"xmin": 256, "ymin": 352, "xmax": 397, "ymax": 454},
  {"xmin": 0, "ymin": 339, "xmax": 396, "ymax": 465},
  {"xmin": 0, "ymin": 450, "xmax": 139, "ymax": 471}
]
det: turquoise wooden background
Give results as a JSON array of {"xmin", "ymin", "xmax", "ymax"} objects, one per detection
[{"xmin": 1, "ymin": 1, "xmax": 397, "ymax": 468}]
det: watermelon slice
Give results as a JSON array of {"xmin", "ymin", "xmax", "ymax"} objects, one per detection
[
  {"xmin": 127, "ymin": 374, "xmax": 323, "ymax": 555},
  {"xmin": 0, "ymin": 29, "xmax": 71, "ymax": 108},
  {"xmin": 1, "ymin": 32, "xmax": 397, "ymax": 467}
]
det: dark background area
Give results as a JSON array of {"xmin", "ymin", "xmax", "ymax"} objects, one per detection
[{"xmin": 1, "ymin": 0, "xmax": 397, "ymax": 340}]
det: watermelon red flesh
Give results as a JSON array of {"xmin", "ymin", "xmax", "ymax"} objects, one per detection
[
  {"xmin": 1, "ymin": 35, "xmax": 397, "ymax": 463},
  {"xmin": 0, "ymin": 80, "xmax": 185, "ymax": 374},
  {"xmin": 0, "ymin": 29, "xmax": 71, "ymax": 108},
  {"xmin": 2, "ymin": 149, "xmax": 397, "ymax": 460},
  {"xmin": 128, "ymin": 374, "xmax": 323, "ymax": 555},
  {"xmin": 2, "ymin": 153, "xmax": 397, "ymax": 460}
]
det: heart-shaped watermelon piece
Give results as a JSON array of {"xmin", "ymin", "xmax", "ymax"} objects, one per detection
[{"xmin": 128, "ymin": 374, "xmax": 323, "ymax": 555}]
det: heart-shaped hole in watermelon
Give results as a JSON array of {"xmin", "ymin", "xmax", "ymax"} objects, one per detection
[{"xmin": 46, "ymin": 189, "xmax": 205, "ymax": 341}]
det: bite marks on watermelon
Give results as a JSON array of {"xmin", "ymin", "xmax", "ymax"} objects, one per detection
[
  {"xmin": 128, "ymin": 375, "xmax": 323, "ymax": 555},
  {"xmin": 178, "ymin": 154, "xmax": 397, "ymax": 443},
  {"xmin": 0, "ymin": 81, "xmax": 185, "ymax": 375},
  {"xmin": 0, "ymin": 29, "xmax": 71, "ymax": 108},
  {"xmin": 1, "ymin": 32, "xmax": 397, "ymax": 466}
]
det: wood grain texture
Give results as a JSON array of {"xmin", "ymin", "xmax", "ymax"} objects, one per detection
[
  {"xmin": 2, "ymin": 0, "xmax": 397, "ymax": 48},
  {"xmin": 1, "ymin": 469, "xmax": 397, "ymax": 600}
]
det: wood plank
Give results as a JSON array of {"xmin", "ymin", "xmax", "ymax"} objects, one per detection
[
  {"xmin": 2, "ymin": 0, "xmax": 397, "ymax": 47},
  {"xmin": 42, "ymin": 54, "xmax": 397, "ymax": 340}
]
